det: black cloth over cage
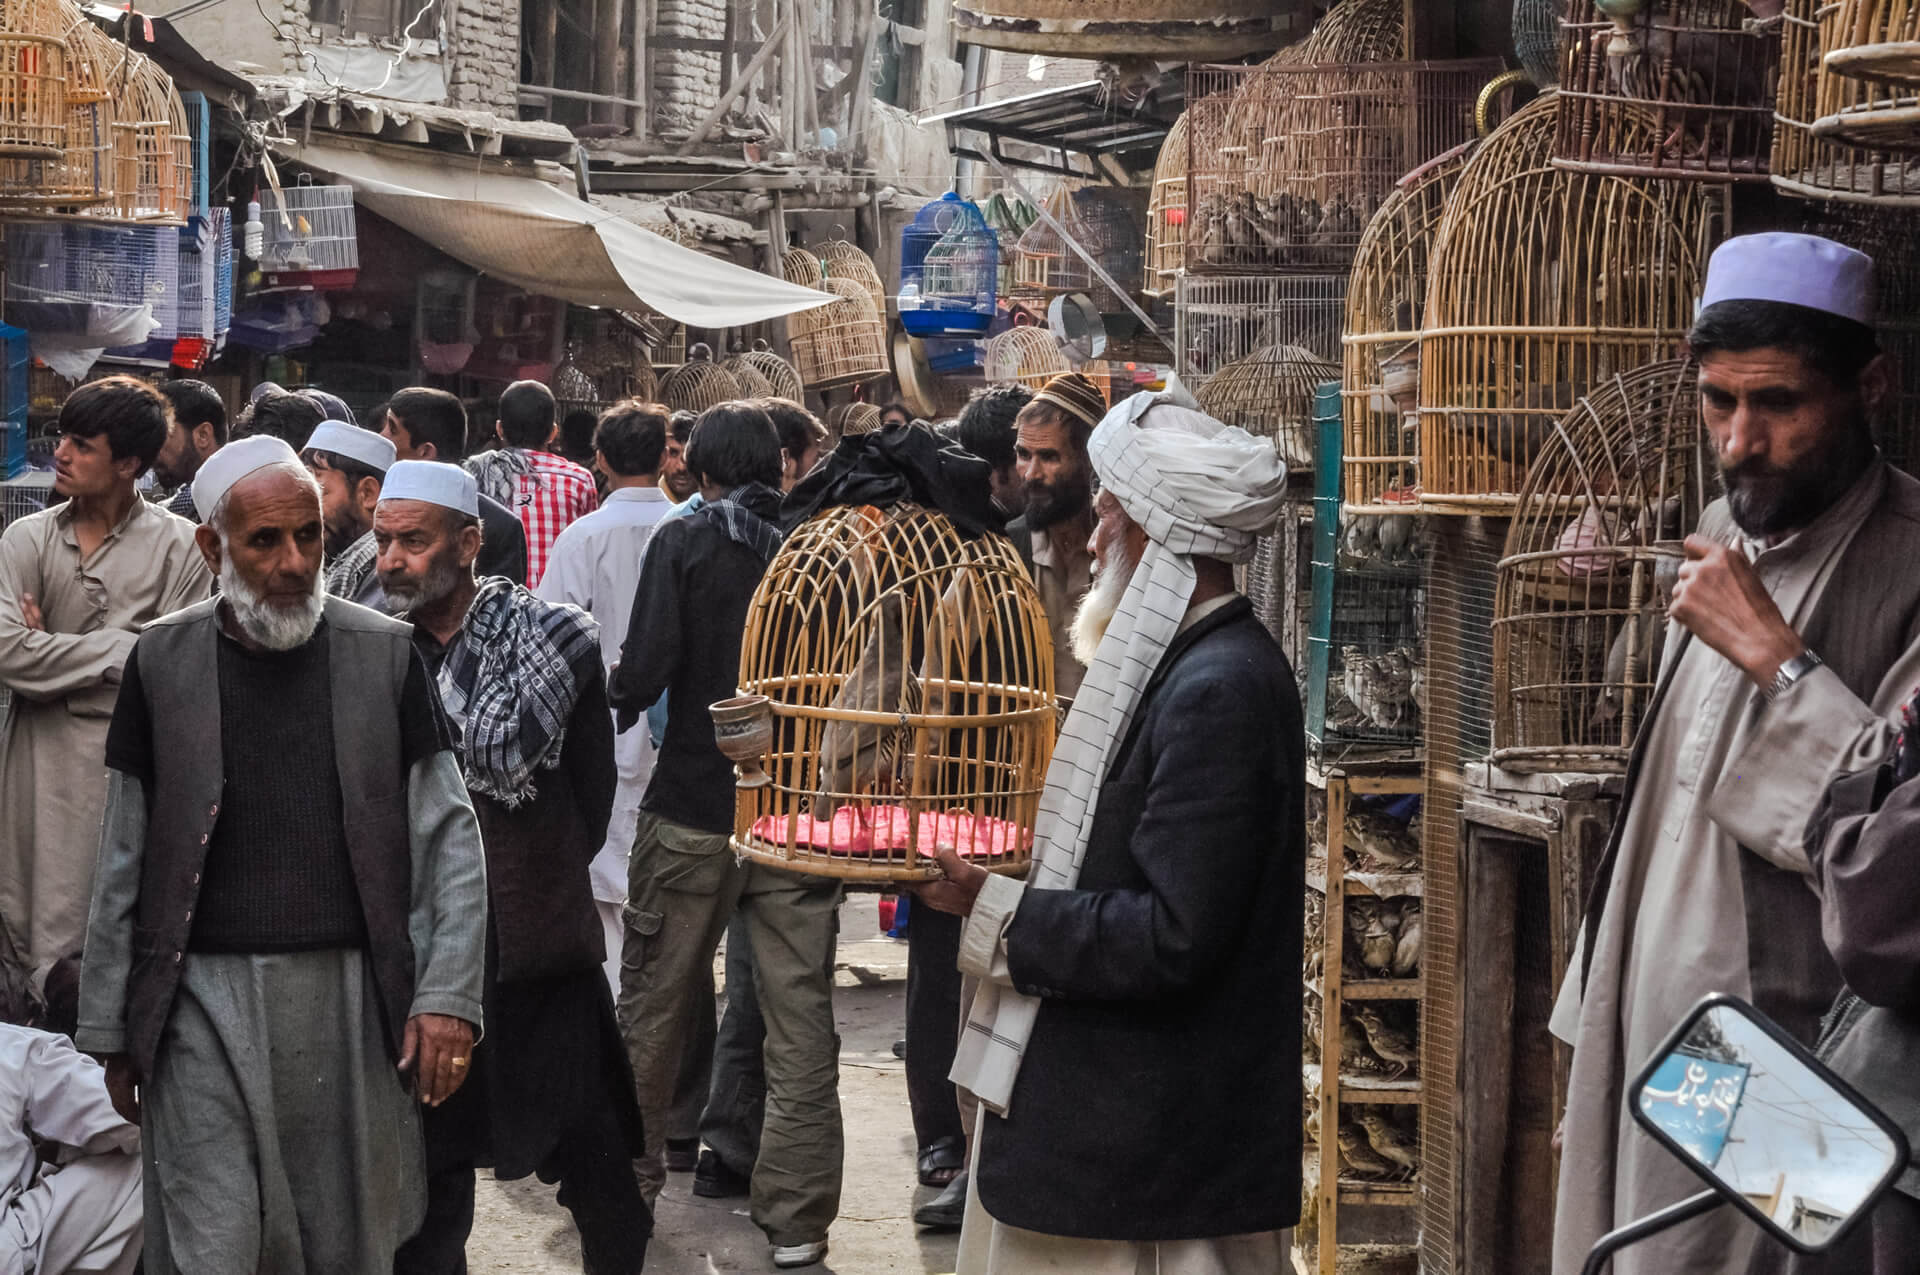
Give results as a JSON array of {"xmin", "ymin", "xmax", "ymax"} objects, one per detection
[{"xmin": 781, "ymin": 427, "xmax": 1001, "ymax": 538}]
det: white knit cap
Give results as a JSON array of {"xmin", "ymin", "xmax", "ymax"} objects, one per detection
[
  {"xmin": 379, "ymin": 459, "xmax": 479, "ymax": 517},
  {"xmin": 303, "ymin": 420, "xmax": 395, "ymax": 474},
  {"xmin": 1699, "ymin": 232, "xmax": 1875, "ymax": 326},
  {"xmin": 192, "ymin": 435, "xmax": 304, "ymax": 522}
]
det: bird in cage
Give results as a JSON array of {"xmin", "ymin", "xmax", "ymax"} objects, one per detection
[
  {"xmin": 1307, "ymin": 788, "xmax": 1328, "ymax": 852},
  {"xmin": 1373, "ymin": 513, "xmax": 1419, "ymax": 563},
  {"xmin": 1590, "ymin": 591, "xmax": 1675, "ymax": 729},
  {"xmin": 1346, "ymin": 811, "xmax": 1422, "ymax": 872},
  {"xmin": 1340, "ymin": 519, "xmax": 1379, "ymax": 564},
  {"xmin": 1594, "ymin": 0, "xmax": 1776, "ymax": 157},
  {"xmin": 1304, "ymin": 992, "xmax": 1323, "ymax": 1064},
  {"xmin": 1352, "ymin": 1005, "xmax": 1419, "ymax": 1079},
  {"xmin": 1304, "ymin": 1093, "xmax": 1321, "ymax": 1147},
  {"xmin": 1357, "ymin": 906, "xmax": 1399, "ymax": 976},
  {"xmin": 1391, "ymin": 899, "xmax": 1423, "ymax": 978},
  {"xmin": 1338, "ymin": 1121, "xmax": 1398, "ymax": 1179},
  {"xmin": 1341, "ymin": 1010, "xmax": 1385, "ymax": 1073},
  {"xmin": 813, "ymin": 593, "xmax": 922, "ymax": 815},
  {"xmin": 1357, "ymin": 1110, "xmax": 1420, "ymax": 1180}
]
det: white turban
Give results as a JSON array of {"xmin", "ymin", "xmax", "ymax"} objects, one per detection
[{"xmin": 952, "ymin": 380, "xmax": 1289, "ymax": 1115}]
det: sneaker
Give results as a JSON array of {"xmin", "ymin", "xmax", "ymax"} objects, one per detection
[
  {"xmin": 664, "ymin": 1137, "xmax": 699, "ymax": 1173},
  {"xmin": 692, "ymin": 1148, "xmax": 750, "ymax": 1199},
  {"xmin": 914, "ymin": 1169, "xmax": 967, "ymax": 1231},
  {"xmin": 771, "ymin": 1240, "xmax": 828, "ymax": 1268}
]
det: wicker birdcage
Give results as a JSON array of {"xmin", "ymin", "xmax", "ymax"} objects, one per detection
[
  {"xmin": 0, "ymin": 7, "xmax": 112, "ymax": 209},
  {"xmin": 781, "ymin": 245, "xmax": 824, "ymax": 288},
  {"xmin": 0, "ymin": 0, "xmax": 68, "ymax": 160},
  {"xmin": 819, "ymin": 239, "xmax": 887, "ymax": 320},
  {"xmin": 1145, "ymin": 99, "xmax": 1228, "ymax": 295},
  {"xmin": 108, "ymin": 49, "xmax": 188, "ymax": 224},
  {"xmin": 830, "ymin": 401, "xmax": 883, "ymax": 437},
  {"xmin": 552, "ymin": 347, "xmax": 605, "ymax": 418},
  {"xmin": 1492, "ymin": 359, "xmax": 1711, "ymax": 771},
  {"xmin": 1554, "ymin": 0, "xmax": 1780, "ymax": 181},
  {"xmin": 1194, "ymin": 343, "xmax": 1337, "ymax": 469},
  {"xmin": 723, "ymin": 355, "xmax": 775, "ymax": 397},
  {"xmin": 734, "ymin": 346, "xmax": 805, "ymax": 400},
  {"xmin": 1772, "ymin": 0, "xmax": 1920, "ymax": 200},
  {"xmin": 1418, "ymin": 97, "xmax": 1723, "ymax": 513},
  {"xmin": 1012, "ymin": 189, "xmax": 1098, "ymax": 310},
  {"xmin": 1174, "ymin": 272, "xmax": 1347, "ymax": 380},
  {"xmin": 950, "ymin": 0, "xmax": 1300, "ymax": 59},
  {"xmin": 1515, "ymin": 0, "xmax": 1564, "ymax": 88},
  {"xmin": 786, "ymin": 279, "xmax": 889, "ymax": 389},
  {"xmin": 660, "ymin": 352, "xmax": 747, "ymax": 414},
  {"xmin": 1341, "ymin": 143, "xmax": 1476, "ymax": 513},
  {"xmin": 1186, "ymin": 51, "xmax": 1500, "ymax": 272},
  {"xmin": 984, "ymin": 325, "xmax": 1071, "ymax": 391},
  {"xmin": 1812, "ymin": 0, "xmax": 1920, "ymax": 151},
  {"xmin": 729, "ymin": 502, "xmax": 1056, "ymax": 882}
]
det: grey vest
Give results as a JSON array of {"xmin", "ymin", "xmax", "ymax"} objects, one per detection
[{"xmin": 124, "ymin": 596, "xmax": 420, "ymax": 1076}]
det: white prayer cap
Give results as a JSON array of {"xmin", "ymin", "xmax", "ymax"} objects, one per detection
[
  {"xmin": 303, "ymin": 420, "xmax": 395, "ymax": 473},
  {"xmin": 1699, "ymin": 232, "xmax": 1875, "ymax": 327},
  {"xmin": 193, "ymin": 435, "xmax": 305, "ymax": 522},
  {"xmin": 379, "ymin": 460, "xmax": 479, "ymax": 517}
]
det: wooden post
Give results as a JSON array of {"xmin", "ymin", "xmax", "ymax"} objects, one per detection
[
  {"xmin": 594, "ymin": 0, "xmax": 621, "ymax": 126},
  {"xmin": 1319, "ymin": 773, "xmax": 1349, "ymax": 1275},
  {"xmin": 846, "ymin": 0, "xmax": 878, "ymax": 163},
  {"xmin": 675, "ymin": 7, "xmax": 793, "ymax": 154},
  {"xmin": 538, "ymin": 0, "xmax": 559, "ymax": 98},
  {"xmin": 631, "ymin": 0, "xmax": 653, "ymax": 138}
]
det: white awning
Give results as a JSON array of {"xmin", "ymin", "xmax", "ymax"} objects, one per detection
[{"xmin": 272, "ymin": 137, "xmax": 834, "ymax": 329}]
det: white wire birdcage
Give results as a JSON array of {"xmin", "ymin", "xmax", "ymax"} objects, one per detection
[
  {"xmin": 1173, "ymin": 271, "xmax": 1347, "ymax": 384},
  {"xmin": 5, "ymin": 221, "xmax": 179, "ymax": 344},
  {"xmin": 260, "ymin": 177, "xmax": 360, "ymax": 277}
]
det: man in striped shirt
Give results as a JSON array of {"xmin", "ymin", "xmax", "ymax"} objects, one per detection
[{"xmin": 467, "ymin": 381, "xmax": 597, "ymax": 588}]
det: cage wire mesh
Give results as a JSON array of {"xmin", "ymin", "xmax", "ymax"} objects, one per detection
[
  {"xmin": 1174, "ymin": 272, "xmax": 1347, "ymax": 382},
  {"xmin": 1515, "ymin": 0, "xmax": 1564, "ymax": 88},
  {"xmin": 722, "ymin": 354, "xmax": 775, "ymax": 398},
  {"xmin": 983, "ymin": 326, "xmax": 1071, "ymax": 391},
  {"xmin": 212, "ymin": 204, "xmax": 232, "ymax": 338},
  {"xmin": 1195, "ymin": 342, "xmax": 1336, "ymax": 470},
  {"xmin": 1416, "ymin": 512, "xmax": 1505, "ymax": 1275},
  {"xmin": 1418, "ymin": 96, "xmax": 1724, "ymax": 513},
  {"xmin": 1811, "ymin": 0, "xmax": 1920, "ymax": 151},
  {"xmin": 733, "ymin": 502, "xmax": 1057, "ymax": 883},
  {"xmin": 1554, "ymin": 0, "xmax": 1780, "ymax": 182},
  {"xmin": 1306, "ymin": 387, "xmax": 1423, "ymax": 762},
  {"xmin": 1242, "ymin": 505, "xmax": 1315, "ymax": 665},
  {"xmin": 1067, "ymin": 186, "xmax": 1145, "ymax": 314},
  {"xmin": 0, "ymin": 0, "xmax": 67, "ymax": 160},
  {"xmin": 786, "ymin": 279, "xmax": 889, "ymax": 389},
  {"xmin": 258, "ymin": 179, "xmax": 359, "ymax": 276},
  {"xmin": 903, "ymin": 195, "xmax": 999, "ymax": 336},
  {"xmin": 1771, "ymin": 0, "xmax": 1920, "ymax": 202},
  {"xmin": 1342, "ymin": 142, "xmax": 1476, "ymax": 512},
  {"xmin": 1492, "ymin": 359, "xmax": 1711, "ymax": 772},
  {"xmin": 5, "ymin": 221, "xmax": 180, "ymax": 345}
]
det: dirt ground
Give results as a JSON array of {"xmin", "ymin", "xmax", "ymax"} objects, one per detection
[{"xmin": 467, "ymin": 898, "xmax": 963, "ymax": 1275}]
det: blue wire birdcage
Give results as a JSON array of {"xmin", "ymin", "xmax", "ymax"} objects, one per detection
[
  {"xmin": 898, "ymin": 192, "xmax": 996, "ymax": 337},
  {"xmin": 0, "ymin": 324, "xmax": 26, "ymax": 479},
  {"xmin": 212, "ymin": 205, "xmax": 233, "ymax": 338},
  {"xmin": 179, "ymin": 91, "xmax": 211, "ymax": 227}
]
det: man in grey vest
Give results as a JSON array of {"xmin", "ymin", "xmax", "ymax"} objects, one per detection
[{"xmin": 74, "ymin": 436, "xmax": 489, "ymax": 1272}]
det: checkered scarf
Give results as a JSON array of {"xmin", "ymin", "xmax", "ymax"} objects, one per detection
[
  {"xmin": 951, "ymin": 380, "xmax": 1290, "ymax": 1115},
  {"xmin": 465, "ymin": 447, "xmax": 536, "ymax": 508},
  {"xmin": 437, "ymin": 577, "xmax": 602, "ymax": 808},
  {"xmin": 694, "ymin": 482, "xmax": 784, "ymax": 562}
]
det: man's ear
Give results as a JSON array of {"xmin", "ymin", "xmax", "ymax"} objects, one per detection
[
  {"xmin": 194, "ymin": 523, "xmax": 223, "ymax": 577},
  {"xmin": 355, "ymin": 474, "xmax": 383, "ymax": 517},
  {"xmin": 417, "ymin": 440, "xmax": 438, "ymax": 461},
  {"xmin": 1860, "ymin": 352, "xmax": 1896, "ymax": 422},
  {"xmin": 191, "ymin": 421, "xmax": 217, "ymax": 458}
]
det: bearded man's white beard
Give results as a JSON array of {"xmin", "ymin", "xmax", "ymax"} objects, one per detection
[
  {"xmin": 1070, "ymin": 548, "xmax": 1139, "ymax": 667},
  {"xmin": 382, "ymin": 554, "xmax": 466, "ymax": 615},
  {"xmin": 219, "ymin": 554, "xmax": 325, "ymax": 651}
]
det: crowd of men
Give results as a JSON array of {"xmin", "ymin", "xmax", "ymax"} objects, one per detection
[{"xmin": 0, "ymin": 228, "xmax": 1917, "ymax": 1275}]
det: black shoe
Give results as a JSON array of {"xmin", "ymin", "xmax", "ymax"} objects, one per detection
[
  {"xmin": 892, "ymin": 1038, "xmax": 907, "ymax": 1059},
  {"xmin": 664, "ymin": 1137, "xmax": 699, "ymax": 1173},
  {"xmin": 693, "ymin": 1148, "xmax": 750, "ymax": 1199},
  {"xmin": 914, "ymin": 1170, "xmax": 967, "ymax": 1231}
]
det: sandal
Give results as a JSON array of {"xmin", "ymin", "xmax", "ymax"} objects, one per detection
[{"xmin": 917, "ymin": 1135, "xmax": 965, "ymax": 1187}]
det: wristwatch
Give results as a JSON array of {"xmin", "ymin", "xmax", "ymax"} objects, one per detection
[{"xmin": 1762, "ymin": 650, "xmax": 1824, "ymax": 703}]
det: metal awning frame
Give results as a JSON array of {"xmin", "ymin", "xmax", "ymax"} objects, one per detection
[{"xmin": 923, "ymin": 80, "xmax": 1178, "ymax": 184}]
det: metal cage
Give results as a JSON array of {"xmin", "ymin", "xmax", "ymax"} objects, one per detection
[{"xmin": 1174, "ymin": 271, "xmax": 1347, "ymax": 383}]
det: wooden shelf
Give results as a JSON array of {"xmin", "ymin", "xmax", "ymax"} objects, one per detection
[
  {"xmin": 1307, "ymin": 859, "xmax": 1423, "ymax": 899},
  {"xmin": 1302, "ymin": 1064, "xmax": 1423, "ymax": 1104},
  {"xmin": 1306, "ymin": 975, "xmax": 1421, "ymax": 1002},
  {"xmin": 1337, "ymin": 1178, "xmax": 1418, "ymax": 1206}
]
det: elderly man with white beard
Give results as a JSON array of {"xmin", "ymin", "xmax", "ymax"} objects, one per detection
[
  {"xmin": 913, "ymin": 384, "xmax": 1306, "ymax": 1274},
  {"xmin": 75, "ymin": 436, "xmax": 489, "ymax": 1273}
]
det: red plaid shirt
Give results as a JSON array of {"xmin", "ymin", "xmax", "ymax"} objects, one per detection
[{"xmin": 508, "ymin": 450, "xmax": 599, "ymax": 587}]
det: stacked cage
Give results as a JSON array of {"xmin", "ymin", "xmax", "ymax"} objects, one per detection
[
  {"xmin": 1307, "ymin": 385, "xmax": 1424, "ymax": 761},
  {"xmin": 552, "ymin": 347, "xmax": 606, "ymax": 423},
  {"xmin": 109, "ymin": 50, "xmax": 189, "ymax": 225},
  {"xmin": 1554, "ymin": 0, "xmax": 1781, "ymax": 182},
  {"xmin": 1195, "ymin": 343, "xmax": 1336, "ymax": 470},
  {"xmin": 1417, "ymin": 96, "xmax": 1723, "ymax": 512},
  {"xmin": 898, "ymin": 193, "xmax": 998, "ymax": 336},
  {"xmin": 0, "ymin": 0, "xmax": 67, "ymax": 162},
  {"xmin": 828, "ymin": 401, "xmax": 882, "ymax": 438},
  {"xmin": 0, "ymin": 6, "xmax": 110, "ymax": 211},
  {"xmin": 1492, "ymin": 359, "xmax": 1711, "ymax": 771},
  {"xmin": 257, "ymin": 178, "xmax": 359, "ymax": 286},
  {"xmin": 1811, "ymin": 0, "xmax": 1920, "ymax": 151},
  {"xmin": 1772, "ymin": 0, "xmax": 1920, "ymax": 202},
  {"xmin": 660, "ymin": 350, "xmax": 746, "ymax": 414},
  {"xmin": 787, "ymin": 280, "xmax": 889, "ymax": 389},
  {"xmin": 1341, "ymin": 142, "xmax": 1476, "ymax": 511},
  {"xmin": 820, "ymin": 239, "xmax": 886, "ymax": 319},
  {"xmin": 1174, "ymin": 272, "xmax": 1348, "ymax": 377},
  {"xmin": 730, "ymin": 347, "xmax": 805, "ymax": 401},
  {"xmin": 730, "ymin": 503, "xmax": 1056, "ymax": 882},
  {"xmin": 5, "ymin": 221, "xmax": 180, "ymax": 351}
]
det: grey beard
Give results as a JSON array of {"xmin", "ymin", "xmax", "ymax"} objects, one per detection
[
  {"xmin": 219, "ymin": 555, "xmax": 325, "ymax": 652},
  {"xmin": 382, "ymin": 554, "xmax": 465, "ymax": 614},
  {"xmin": 1070, "ymin": 549, "xmax": 1138, "ymax": 667}
]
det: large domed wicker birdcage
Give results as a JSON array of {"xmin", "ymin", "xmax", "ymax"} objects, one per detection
[
  {"xmin": 1492, "ymin": 358, "xmax": 1713, "ymax": 771},
  {"xmin": 1772, "ymin": 0, "xmax": 1920, "ymax": 201},
  {"xmin": 819, "ymin": 239, "xmax": 886, "ymax": 320},
  {"xmin": 1811, "ymin": 0, "xmax": 1920, "ymax": 151},
  {"xmin": 1341, "ymin": 142, "xmax": 1475, "ymax": 512},
  {"xmin": 723, "ymin": 355, "xmax": 775, "ymax": 397},
  {"xmin": 781, "ymin": 245, "xmax": 824, "ymax": 288},
  {"xmin": 0, "ymin": 0, "xmax": 68, "ymax": 160},
  {"xmin": 828, "ymin": 401, "xmax": 883, "ymax": 438},
  {"xmin": 787, "ymin": 279, "xmax": 889, "ymax": 389},
  {"xmin": 726, "ymin": 502, "xmax": 1056, "ymax": 882},
  {"xmin": 660, "ymin": 348, "xmax": 747, "ymax": 414},
  {"xmin": 110, "ymin": 49, "xmax": 189, "ymax": 224},
  {"xmin": 984, "ymin": 325, "xmax": 1071, "ymax": 391},
  {"xmin": 1554, "ymin": 0, "xmax": 1780, "ymax": 182},
  {"xmin": 729, "ymin": 346, "xmax": 805, "ymax": 401},
  {"xmin": 0, "ymin": 6, "xmax": 112, "ymax": 210},
  {"xmin": 1418, "ymin": 96, "xmax": 1723, "ymax": 512},
  {"xmin": 1011, "ymin": 189, "xmax": 1097, "ymax": 310},
  {"xmin": 1194, "ymin": 342, "xmax": 1337, "ymax": 469}
]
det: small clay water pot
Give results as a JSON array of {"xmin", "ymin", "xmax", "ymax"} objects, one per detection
[{"xmin": 711, "ymin": 694, "xmax": 774, "ymax": 789}]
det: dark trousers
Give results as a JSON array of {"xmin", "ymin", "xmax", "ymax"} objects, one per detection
[
  {"xmin": 699, "ymin": 910, "xmax": 768, "ymax": 1175},
  {"xmin": 903, "ymin": 901, "xmax": 966, "ymax": 1151}
]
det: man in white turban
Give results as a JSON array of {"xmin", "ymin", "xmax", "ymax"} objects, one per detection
[{"xmin": 913, "ymin": 383, "xmax": 1306, "ymax": 1274}]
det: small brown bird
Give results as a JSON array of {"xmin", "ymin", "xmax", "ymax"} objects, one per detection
[
  {"xmin": 1353, "ymin": 1006, "xmax": 1420, "ymax": 1079},
  {"xmin": 1391, "ymin": 900, "xmax": 1423, "ymax": 979},
  {"xmin": 1337, "ymin": 1121, "xmax": 1396, "ymax": 1179},
  {"xmin": 1304, "ymin": 1094, "xmax": 1322, "ymax": 1147},
  {"xmin": 1359, "ymin": 914, "xmax": 1398, "ymax": 976},
  {"xmin": 1341, "ymin": 1013, "xmax": 1384, "ymax": 1074},
  {"xmin": 1346, "ymin": 813, "xmax": 1421, "ymax": 872},
  {"xmin": 1356, "ymin": 1110, "xmax": 1420, "ymax": 1180}
]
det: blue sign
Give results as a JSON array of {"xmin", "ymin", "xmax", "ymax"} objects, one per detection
[{"xmin": 1640, "ymin": 1053, "xmax": 1752, "ymax": 1169}]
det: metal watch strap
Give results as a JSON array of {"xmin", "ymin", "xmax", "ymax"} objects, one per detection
[{"xmin": 1763, "ymin": 650, "xmax": 1824, "ymax": 703}]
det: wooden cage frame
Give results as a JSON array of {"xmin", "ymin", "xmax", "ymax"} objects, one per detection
[
  {"xmin": 659, "ymin": 356, "xmax": 746, "ymax": 414},
  {"xmin": 1011, "ymin": 188, "xmax": 1097, "ymax": 310},
  {"xmin": 1812, "ymin": 0, "xmax": 1920, "ymax": 151},
  {"xmin": 1772, "ymin": 0, "xmax": 1920, "ymax": 201},
  {"xmin": 829, "ymin": 401, "xmax": 883, "ymax": 437},
  {"xmin": 0, "ymin": 0, "xmax": 68, "ymax": 160},
  {"xmin": 109, "ymin": 49, "xmax": 187, "ymax": 224},
  {"xmin": 1417, "ymin": 97, "xmax": 1722, "ymax": 513},
  {"xmin": 1341, "ymin": 142, "xmax": 1476, "ymax": 512},
  {"xmin": 1491, "ymin": 358, "xmax": 1713, "ymax": 772},
  {"xmin": 1821, "ymin": 0, "xmax": 1920, "ymax": 89},
  {"xmin": 1194, "ymin": 342, "xmax": 1337, "ymax": 470},
  {"xmin": 731, "ymin": 347, "xmax": 805, "ymax": 400},
  {"xmin": 723, "ymin": 355, "xmax": 775, "ymax": 397},
  {"xmin": 787, "ymin": 278, "xmax": 889, "ymax": 389},
  {"xmin": 0, "ymin": 6, "xmax": 112, "ymax": 209},
  {"xmin": 819, "ymin": 239, "xmax": 887, "ymax": 320},
  {"xmin": 781, "ymin": 245, "xmax": 824, "ymax": 288},
  {"xmin": 1554, "ymin": 0, "xmax": 1780, "ymax": 182},
  {"xmin": 984, "ymin": 325, "xmax": 1071, "ymax": 391},
  {"xmin": 731, "ymin": 502, "xmax": 1056, "ymax": 883}
]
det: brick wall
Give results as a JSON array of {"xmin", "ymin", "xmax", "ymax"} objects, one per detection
[
  {"xmin": 447, "ymin": 0, "xmax": 520, "ymax": 113},
  {"xmin": 651, "ymin": 0, "xmax": 725, "ymax": 133}
]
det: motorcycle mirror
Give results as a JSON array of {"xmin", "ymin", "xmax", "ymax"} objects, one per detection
[{"xmin": 1629, "ymin": 994, "xmax": 1909, "ymax": 1254}]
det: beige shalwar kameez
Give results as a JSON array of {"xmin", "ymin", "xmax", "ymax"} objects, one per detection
[
  {"xmin": 1551, "ymin": 464, "xmax": 1920, "ymax": 1275},
  {"xmin": 0, "ymin": 498, "xmax": 209, "ymax": 965}
]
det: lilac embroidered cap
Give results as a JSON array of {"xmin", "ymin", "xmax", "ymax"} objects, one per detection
[
  {"xmin": 379, "ymin": 459, "xmax": 480, "ymax": 517},
  {"xmin": 1698, "ymin": 232, "xmax": 1875, "ymax": 327}
]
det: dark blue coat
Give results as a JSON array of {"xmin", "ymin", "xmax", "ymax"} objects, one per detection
[{"xmin": 976, "ymin": 595, "xmax": 1306, "ymax": 1241}]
